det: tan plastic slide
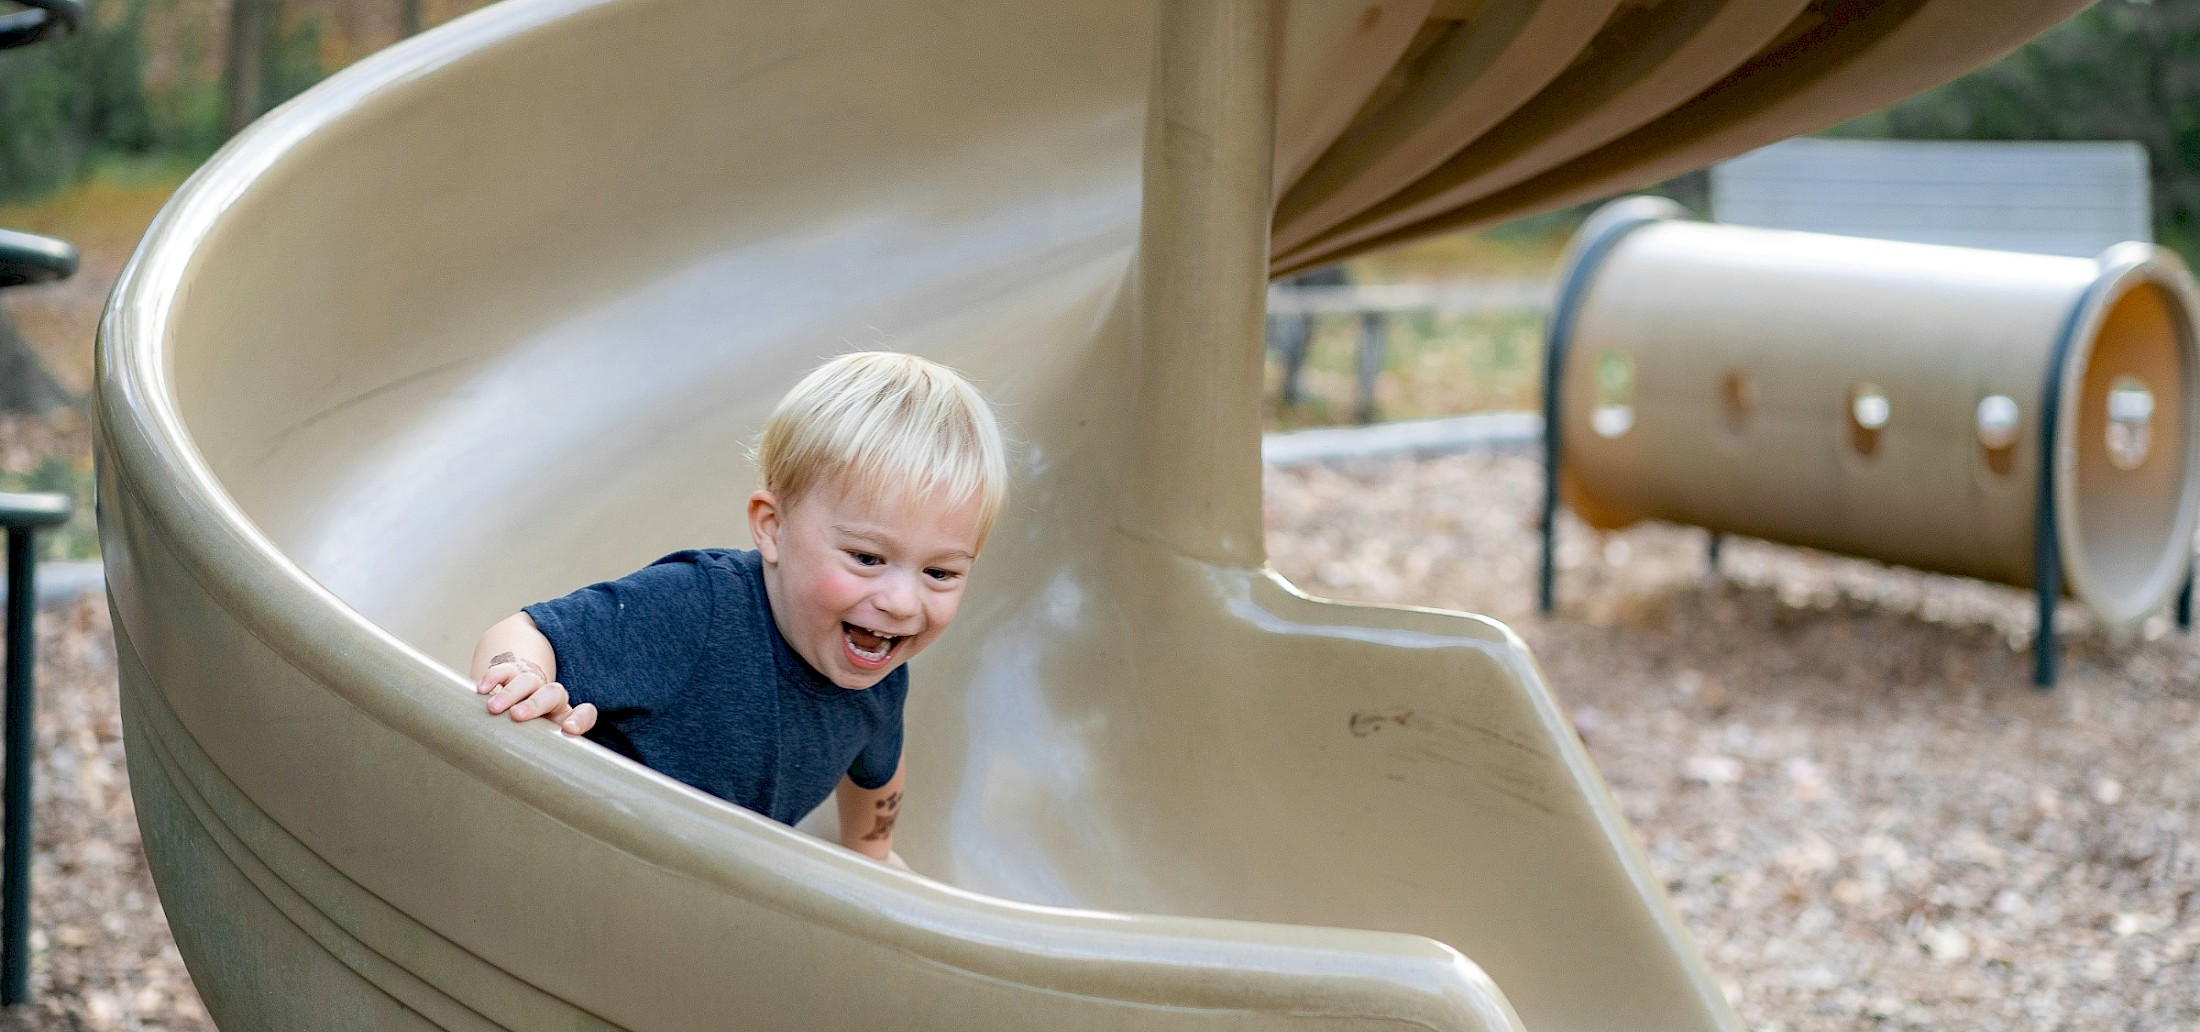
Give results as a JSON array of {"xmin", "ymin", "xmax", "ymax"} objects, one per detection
[{"xmin": 96, "ymin": 1, "xmax": 2088, "ymax": 1029}]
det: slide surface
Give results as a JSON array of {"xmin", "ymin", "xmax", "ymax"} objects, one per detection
[{"xmin": 97, "ymin": 1, "xmax": 2086, "ymax": 1029}]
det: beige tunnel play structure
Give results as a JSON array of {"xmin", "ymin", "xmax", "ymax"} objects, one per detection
[
  {"xmin": 96, "ymin": 0, "xmax": 2092, "ymax": 1029},
  {"xmin": 1548, "ymin": 198, "xmax": 2200, "ymax": 637}
]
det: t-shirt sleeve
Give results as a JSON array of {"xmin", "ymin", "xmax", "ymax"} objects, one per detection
[
  {"xmin": 845, "ymin": 681, "xmax": 905, "ymax": 791},
  {"xmin": 521, "ymin": 555, "xmax": 712, "ymax": 716}
]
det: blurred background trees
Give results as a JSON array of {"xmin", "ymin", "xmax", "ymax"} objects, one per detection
[
  {"xmin": 0, "ymin": 0, "xmax": 2193, "ymax": 435},
  {"xmin": 0, "ymin": 1, "xmax": 2191, "ymax": 227},
  {"xmin": 0, "ymin": 0, "xmax": 491, "ymax": 205},
  {"xmin": 0, "ymin": 0, "xmax": 490, "ymax": 550},
  {"xmin": 1831, "ymin": 0, "xmax": 2199, "ymax": 256}
]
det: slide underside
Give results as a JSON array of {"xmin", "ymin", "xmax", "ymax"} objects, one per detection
[{"xmin": 96, "ymin": 0, "xmax": 2086, "ymax": 1029}]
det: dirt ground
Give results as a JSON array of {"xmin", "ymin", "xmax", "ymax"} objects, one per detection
[{"xmin": 0, "ymin": 448, "xmax": 2193, "ymax": 1030}]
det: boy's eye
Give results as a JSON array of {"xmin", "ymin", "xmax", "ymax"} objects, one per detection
[
  {"xmin": 849, "ymin": 551, "xmax": 884, "ymax": 567},
  {"xmin": 925, "ymin": 568, "xmax": 962, "ymax": 583}
]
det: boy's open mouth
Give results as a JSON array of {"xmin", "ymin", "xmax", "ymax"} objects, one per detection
[{"xmin": 842, "ymin": 622, "xmax": 905, "ymax": 666}]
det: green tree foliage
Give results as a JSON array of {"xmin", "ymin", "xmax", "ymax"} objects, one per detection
[
  {"xmin": 0, "ymin": 0, "xmax": 336, "ymax": 204},
  {"xmin": 263, "ymin": 14, "xmax": 324, "ymax": 113},
  {"xmin": 1831, "ymin": 0, "xmax": 2200, "ymax": 256},
  {"xmin": 0, "ymin": 2, "xmax": 157, "ymax": 201}
]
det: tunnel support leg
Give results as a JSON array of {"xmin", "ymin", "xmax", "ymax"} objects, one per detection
[
  {"xmin": 2033, "ymin": 568, "xmax": 2059, "ymax": 689},
  {"xmin": 1533, "ymin": 202, "xmax": 1679, "ymax": 616},
  {"xmin": 1538, "ymin": 294, "xmax": 1564, "ymax": 615},
  {"xmin": 2032, "ymin": 287, "xmax": 2093, "ymax": 690},
  {"xmin": 1537, "ymin": 406, "xmax": 1558, "ymax": 614},
  {"xmin": 2177, "ymin": 564, "xmax": 2193, "ymax": 631}
]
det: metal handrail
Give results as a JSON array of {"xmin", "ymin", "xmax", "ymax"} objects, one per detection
[
  {"xmin": 0, "ymin": 0, "xmax": 81, "ymax": 49},
  {"xmin": 0, "ymin": 229, "xmax": 78, "ymax": 289}
]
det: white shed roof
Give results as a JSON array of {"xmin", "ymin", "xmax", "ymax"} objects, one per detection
[{"xmin": 1710, "ymin": 137, "xmax": 2152, "ymax": 257}]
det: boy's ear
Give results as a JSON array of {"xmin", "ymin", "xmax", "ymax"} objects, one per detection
[{"xmin": 748, "ymin": 489, "xmax": 783, "ymax": 564}]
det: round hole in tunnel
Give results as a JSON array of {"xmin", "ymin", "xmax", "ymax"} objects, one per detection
[
  {"xmin": 1977, "ymin": 394, "xmax": 2020, "ymax": 476},
  {"xmin": 2065, "ymin": 278, "xmax": 2196, "ymax": 623},
  {"xmin": 2106, "ymin": 376, "xmax": 2155, "ymax": 471},
  {"xmin": 1591, "ymin": 350, "xmax": 1634, "ymax": 438},
  {"xmin": 1846, "ymin": 382, "xmax": 1889, "ymax": 458}
]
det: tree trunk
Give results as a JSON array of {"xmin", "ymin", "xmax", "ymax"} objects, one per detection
[
  {"xmin": 0, "ymin": 306, "xmax": 73, "ymax": 416},
  {"xmin": 224, "ymin": 0, "xmax": 273, "ymax": 137}
]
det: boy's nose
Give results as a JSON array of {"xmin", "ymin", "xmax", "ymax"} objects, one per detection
[{"xmin": 872, "ymin": 571, "xmax": 920, "ymax": 621}]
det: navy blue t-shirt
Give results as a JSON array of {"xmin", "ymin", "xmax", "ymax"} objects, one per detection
[{"xmin": 522, "ymin": 548, "xmax": 906, "ymax": 826}]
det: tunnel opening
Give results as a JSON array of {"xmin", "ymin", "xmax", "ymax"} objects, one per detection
[{"xmin": 2064, "ymin": 278, "xmax": 2198, "ymax": 623}]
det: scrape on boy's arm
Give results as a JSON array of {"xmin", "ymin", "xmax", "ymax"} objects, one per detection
[{"xmin": 836, "ymin": 759, "xmax": 910, "ymax": 869}]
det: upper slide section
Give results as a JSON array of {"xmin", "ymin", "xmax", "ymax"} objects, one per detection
[{"xmin": 1271, "ymin": 0, "xmax": 2090, "ymax": 271}]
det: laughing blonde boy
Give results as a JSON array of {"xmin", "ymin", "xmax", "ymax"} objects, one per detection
[{"xmin": 469, "ymin": 352, "xmax": 1006, "ymax": 868}]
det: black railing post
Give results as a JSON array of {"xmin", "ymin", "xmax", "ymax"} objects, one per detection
[
  {"xmin": 0, "ymin": 492, "xmax": 68, "ymax": 1006},
  {"xmin": 1352, "ymin": 311, "xmax": 1386, "ymax": 424},
  {"xmin": 1, "ymin": 528, "xmax": 30, "ymax": 1006}
]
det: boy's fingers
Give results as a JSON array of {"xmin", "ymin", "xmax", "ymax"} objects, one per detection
[
  {"xmin": 479, "ymin": 673, "xmax": 589, "ymax": 730},
  {"xmin": 477, "ymin": 663, "xmax": 528, "ymax": 695},
  {"xmin": 485, "ymin": 673, "xmax": 541, "ymax": 715},
  {"xmin": 510, "ymin": 681, "xmax": 568, "ymax": 722},
  {"xmin": 478, "ymin": 659, "xmax": 547, "ymax": 694}
]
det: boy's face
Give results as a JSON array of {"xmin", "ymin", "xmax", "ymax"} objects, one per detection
[{"xmin": 749, "ymin": 479, "xmax": 985, "ymax": 690}]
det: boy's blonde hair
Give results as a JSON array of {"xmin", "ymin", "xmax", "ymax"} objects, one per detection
[{"xmin": 756, "ymin": 352, "xmax": 1008, "ymax": 542}]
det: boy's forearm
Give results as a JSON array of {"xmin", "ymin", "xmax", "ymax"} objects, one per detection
[
  {"xmin": 835, "ymin": 763, "xmax": 906, "ymax": 861},
  {"xmin": 471, "ymin": 612, "xmax": 557, "ymax": 682}
]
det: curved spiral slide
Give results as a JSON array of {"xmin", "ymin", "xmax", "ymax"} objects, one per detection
[{"xmin": 98, "ymin": 0, "xmax": 2087, "ymax": 1028}]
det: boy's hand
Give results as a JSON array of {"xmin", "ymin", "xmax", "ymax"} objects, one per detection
[{"xmin": 476, "ymin": 653, "xmax": 596, "ymax": 735}]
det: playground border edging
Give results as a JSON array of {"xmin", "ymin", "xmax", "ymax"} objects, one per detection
[{"xmin": 1260, "ymin": 411, "xmax": 1541, "ymax": 467}]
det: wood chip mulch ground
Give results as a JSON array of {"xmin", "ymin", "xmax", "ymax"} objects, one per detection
[
  {"xmin": 1, "ymin": 448, "xmax": 2194, "ymax": 1030},
  {"xmin": 1, "ymin": 597, "xmax": 206, "ymax": 1032},
  {"xmin": 1266, "ymin": 451, "xmax": 2199, "ymax": 1031}
]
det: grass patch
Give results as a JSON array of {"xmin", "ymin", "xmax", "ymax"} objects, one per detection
[{"xmin": 0, "ymin": 157, "xmax": 189, "ymax": 255}]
